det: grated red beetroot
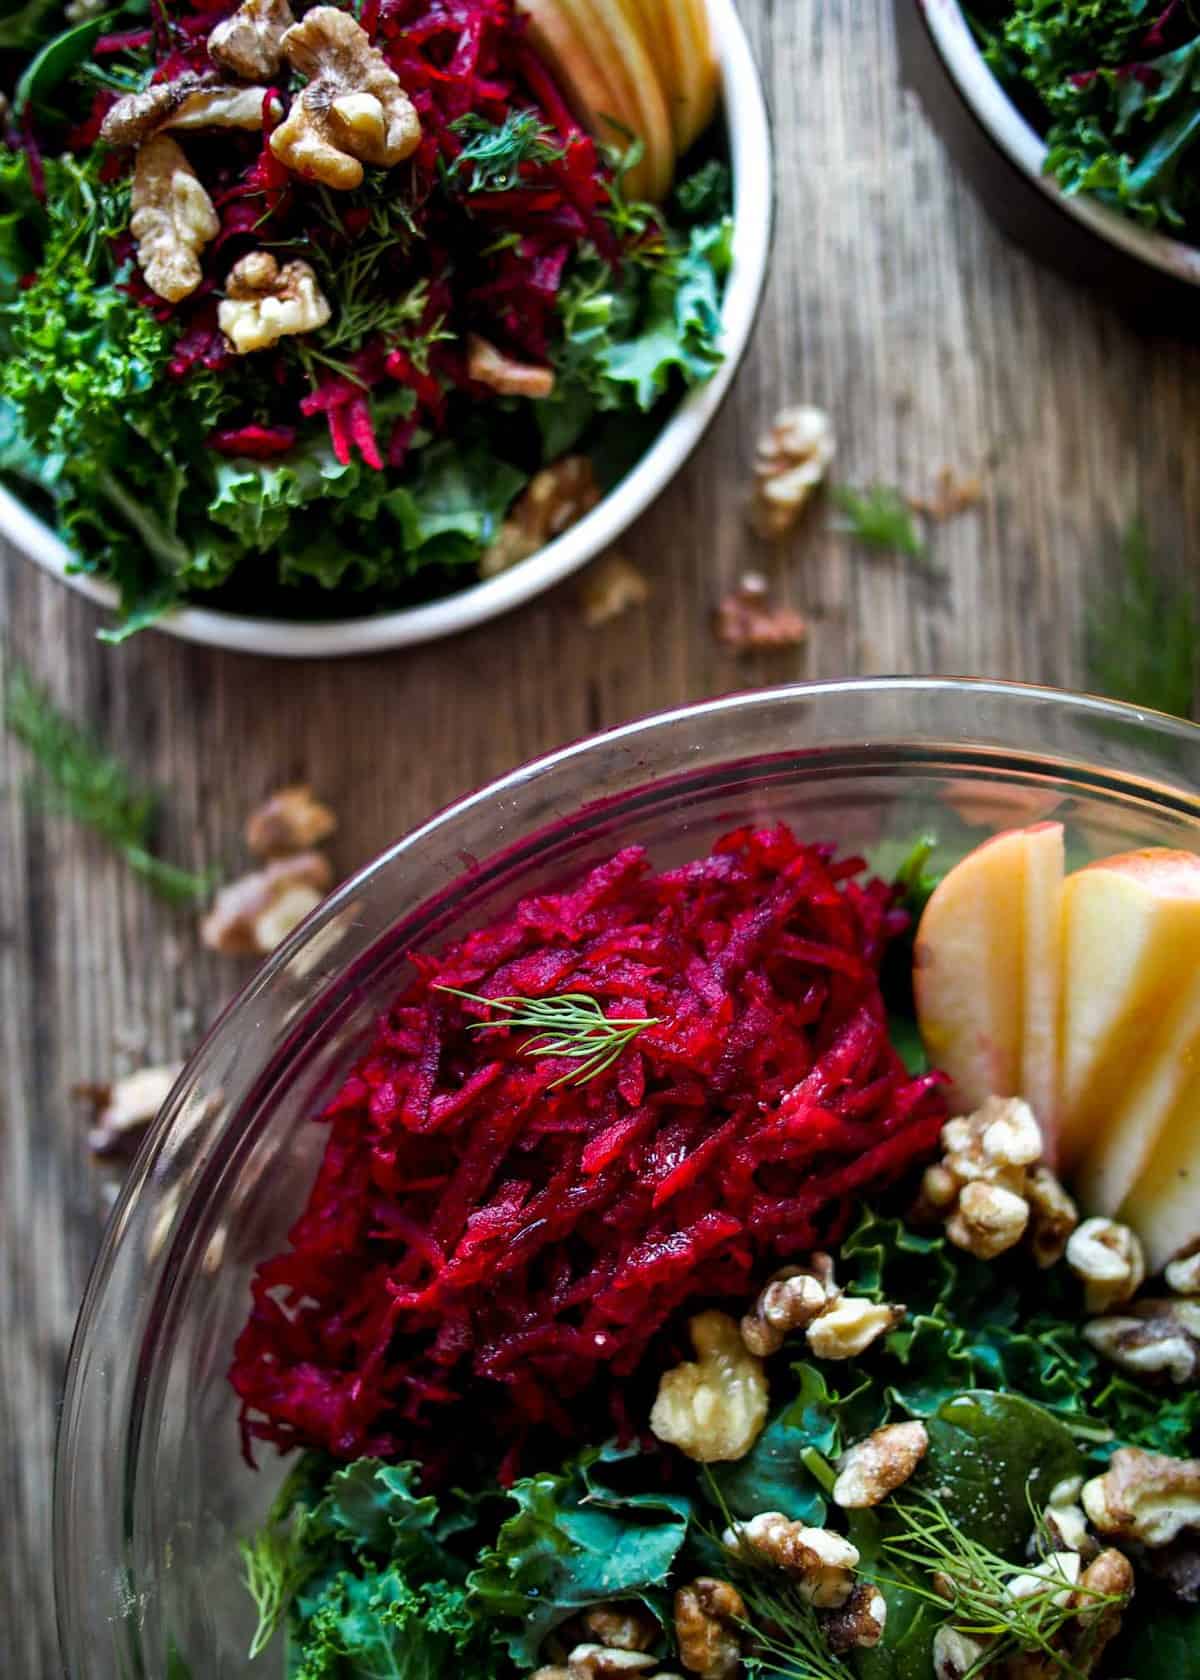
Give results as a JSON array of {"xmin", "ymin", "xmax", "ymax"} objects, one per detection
[{"xmin": 230, "ymin": 826, "xmax": 946, "ymax": 1477}]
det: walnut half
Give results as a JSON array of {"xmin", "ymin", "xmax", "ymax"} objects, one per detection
[
  {"xmin": 1082, "ymin": 1445, "xmax": 1200, "ymax": 1548},
  {"xmin": 270, "ymin": 7, "xmax": 421, "ymax": 189},
  {"xmin": 218, "ymin": 252, "xmax": 331, "ymax": 353},
  {"xmin": 209, "ymin": 0, "xmax": 295, "ymax": 79},
  {"xmin": 650, "ymin": 1310, "xmax": 768, "ymax": 1463},
  {"xmin": 131, "ymin": 136, "xmax": 219, "ymax": 303}
]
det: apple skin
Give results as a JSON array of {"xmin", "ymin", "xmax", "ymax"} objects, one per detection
[{"xmin": 1059, "ymin": 849, "xmax": 1200, "ymax": 1177}]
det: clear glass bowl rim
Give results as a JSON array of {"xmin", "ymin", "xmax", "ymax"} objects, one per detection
[{"xmin": 53, "ymin": 675, "xmax": 1200, "ymax": 1671}]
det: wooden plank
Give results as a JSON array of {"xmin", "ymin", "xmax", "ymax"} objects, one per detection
[{"xmin": 2, "ymin": 0, "xmax": 1199, "ymax": 1669}]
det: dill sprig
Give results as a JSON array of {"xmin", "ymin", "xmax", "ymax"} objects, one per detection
[
  {"xmin": 5, "ymin": 666, "xmax": 212, "ymax": 907},
  {"xmin": 832, "ymin": 484, "xmax": 928, "ymax": 563},
  {"xmin": 1085, "ymin": 518, "xmax": 1197, "ymax": 718},
  {"xmin": 449, "ymin": 109, "xmax": 567, "ymax": 193},
  {"xmin": 735, "ymin": 1572, "xmax": 852, "ymax": 1680},
  {"xmin": 436, "ymin": 988, "xmax": 660, "ymax": 1088},
  {"xmin": 879, "ymin": 1493, "xmax": 1122, "ymax": 1678}
]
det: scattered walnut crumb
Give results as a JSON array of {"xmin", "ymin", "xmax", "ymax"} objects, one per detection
[
  {"xmin": 201, "ymin": 852, "xmax": 333, "ymax": 956},
  {"xmin": 580, "ymin": 554, "xmax": 650, "ymax": 627},
  {"xmin": 908, "ymin": 466, "xmax": 984, "ymax": 522},
  {"xmin": 245, "ymin": 784, "xmax": 337, "ymax": 858},
  {"xmin": 714, "ymin": 573, "xmax": 807, "ymax": 652},
  {"xmin": 76, "ymin": 1064, "xmax": 184, "ymax": 1155},
  {"xmin": 750, "ymin": 406, "xmax": 835, "ymax": 540}
]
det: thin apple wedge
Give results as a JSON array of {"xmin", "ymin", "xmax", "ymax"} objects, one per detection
[
  {"xmin": 661, "ymin": 0, "xmax": 720, "ymax": 153},
  {"xmin": 571, "ymin": 0, "xmax": 676, "ymax": 200},
  {"xmin": 914, "ymin": 823, "xmax": 1064, "ymax": 1153},
  {"xmin": 1120, "ymin": 1049, "xmax": 1200, "ymax": 1273},
  {"xmin": 1058, "ymin": 849, "xmax": 1200, "ymax": 1173}
]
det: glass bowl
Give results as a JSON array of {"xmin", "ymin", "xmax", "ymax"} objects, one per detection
[{"xmin": 55, "ymin": 679, "xmax": 1200, "ymax": 1677}]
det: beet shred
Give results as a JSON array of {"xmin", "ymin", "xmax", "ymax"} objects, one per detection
[{"xmin": 230, "ymin": 825, "xmax": 947, "ymax": 1478}]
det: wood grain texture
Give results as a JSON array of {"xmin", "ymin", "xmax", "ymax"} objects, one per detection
[{"xmin": 2, "ymin": 1, "xmax": 1199, "ymax": 1670}]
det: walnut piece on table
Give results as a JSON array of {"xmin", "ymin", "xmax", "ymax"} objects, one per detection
[
  {"xmin": 909, "ymin": 465, "xmax": 984, "ymax": 522},
  {"xmin": 245, "ymin": 784, "xmax": 337, "ymax": 858},
  {"xmin": 201, "ymin": 851, "xmax": 333, "ymax": 956},
  {"xmin": 219, "ymin": 251, "xmax": 331, "ymax": 353},
  {"xmin": 209, "ymin": 0, "xmax": 295, "ymax": 80},
  {"xmin": 130, "ymin": 135, "xmax": 219, "ymax": 303},
  {"xmin": 77, "ymin": 1064, "xmax": 184, "ymax": 1155},
  {"xmin": 750, "ymin": 406, "xmax": 835, "ymax": 540},
  {"xmin": 714, "ymin": 573, "xmax": 807, "ymax": 652},
  {"xmin": 270, "ymin": 7, "xmax": 421, "ymax": 190},
  {"xmin": 579, "ymin": 554, "xmax": 649, "ymax": 627}
]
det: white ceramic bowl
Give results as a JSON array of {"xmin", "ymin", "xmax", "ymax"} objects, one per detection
[
  {"xmin": 1, "ymin": 0, "xmax": 772, "ymax": 658},
  {"xmin": 922, "ymin": 0, "xmax": 1200, "ymax": 289}
]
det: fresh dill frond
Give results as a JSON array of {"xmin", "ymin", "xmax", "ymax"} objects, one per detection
[
  {"xmin": 436, "ymin": 987, "xmax": 660, "ymax": 1088},
  {"xmin": 879, "ymin": 1493, "xmax": 1122, "ymax": 1677},
  {"xmin": 832, "ymin": 485, "xmax": 927, "ymax": 562},
  {"xmin": 736, "ymin": 1571, "xmax": 852, "ymax": 1680},
  {"xmin": 5, "ymin": 666, "xmax": 212, "ymax": 907},
  {"xmin": 239, "ymin": 1526, "xmax": 310, "ymax": 1660},
  {"xmin": 450, "ymin": 109, "xmax": 567, "ymax": 193},
  {"xmin": 1085, "ymin": 519, "xmax": 1198, "ymax": 718}
]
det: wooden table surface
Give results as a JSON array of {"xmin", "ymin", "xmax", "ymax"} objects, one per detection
[{"xmin": 3, "ymin": 2, "xmax": 1199, "ymax": 1672}]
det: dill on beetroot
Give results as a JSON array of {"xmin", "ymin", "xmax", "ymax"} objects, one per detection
[
  {"xmin": 0, "ymin": 0, "xmax": 733, "ymax": 633},
  {"xmin": 230, "ymin": 824, "xmax": 947, "ymax": 1481}
]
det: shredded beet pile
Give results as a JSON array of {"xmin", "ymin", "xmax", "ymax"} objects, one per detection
[{"xmin": 231, "ymin": 826, "xmax": 947, "ymax": 1476}]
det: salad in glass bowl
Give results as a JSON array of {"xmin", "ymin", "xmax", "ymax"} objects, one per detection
[
  {"xmin": 0, "ymin": 0, "xmax": 750, "ymax": 643},
  {"xmin": 54, "ymin": 683, "xmax": 1200, "ymax": 1678}
]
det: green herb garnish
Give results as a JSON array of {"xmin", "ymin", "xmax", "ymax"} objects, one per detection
[
  {"xmin": 832, "ymin": 484, "xmax": 927, "ymax": 562},
  {"xmin": 881, "ymin": 1491, "xmax": 1122, "ymax": 1677},
  {"xmin": 5, "ymin": 666, "xmax": 212, "ymax": 906},
  {"xmin": 450, "ymin": 109, "xmax": 567, "ymax": 193},
  {"xmin": 1085, "ymin": 519, "xmax": 1198, "ymax": 717},
  {"xmin": 437, "ymin": 987, "xmax": 660, "ymax": 1087}
]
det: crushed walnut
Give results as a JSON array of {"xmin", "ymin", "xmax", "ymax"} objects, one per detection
[
  {"xmin": 1082, "ymin": 1445, "xmax": 1200, "ymax": 1547},
  {"xmin": 749, "ymin": 406, "xmax": 835, "ymax": 540},
  {"xmin": 740, "ymin": 1259, "xmax": 838, "ymax": 1356},
  {"xmin": 102, "ymin": 74, "xmax": 277, "ymax": 145},
  {"xmin": 578, "ymin": 1604, "xmax": 658, "ymax": 1654},
  {"xmin": 833, "ymin": 1421, "xmax": 928, "ymax": 1509},
  {"xmin": 201, "ymin": 851, "xmax": 333, "ymax": 956},
  {"xmin": 820, "ymin": 1583, "xmax": 887, "ymax": 1653},
  {"xmin": 270, "ymin": 7, "xmax": 421, "ymax": 189},
  {"xmin": 674, "ymin": 1579, "xmax": 744, "ymax": 1679},
  {"xmin": 1066, "ymin": 1216, "xmax": 1146, "ymax": 1314},
  {"xmin": 130, "ymin": 135, "xmax": 219, "ymax": 303},
  {"xmin": 481, "ymin": 456, "xmax": 601, "ymax": 578},
  {"xmin": 650, "ymin": 1310, "xmax": 768, "ymax": 1463},
  {"xmin": 76, "ymin": 1064, "xmax": 183, "ymax": 1155},
  {"xmin": 245, "ymin": 784, "xmax": 337, "ymax": 859},
  {"xmin": 209, "ymin": 0, "xmax": 295, "ymax": 79},
  {"xmin": 908, "ymin": 466, "xmax": 984, "ymax": 522},
  {"xmin": 219, "ymin": 251, "xmax": 332, "ymax": 353},
  {"xmin": 714, "ymin": 573, "xmax": 807, "ymax": 652},
  {"xmin": 1083, "ymin": 1297, "xmax": 1200, "ymax": 1386},
  {"xmin": 723, "ymin": 1515, "xmax": 860, "ymax": 1608},
  {"xmin": 579, "ymin": 554, "xmax": 650, "ymax": 627},
  {"xmin": 467, "ymin": 334, "xmax": 556, "ymax": 399},
  {"xmin": 1166, "ymin": 1249, "xmax": 1200, "ymax": 1296},
  {"xmin": 913, "ymin": 1095, "xmax": 1077, "ymax": 1265}
]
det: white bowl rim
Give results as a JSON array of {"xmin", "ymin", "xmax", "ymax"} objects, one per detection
[
  {"xmin": 922, "ymin": 0, "xmax": 1200, "ymax": 286},
  {"xmin": 1, "ymin": 0, "xmax": 773, "ymax": 659}
]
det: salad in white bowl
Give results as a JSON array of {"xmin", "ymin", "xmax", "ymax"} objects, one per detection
[{"xmin": 0, "ymin": 0, "xmax": 770, "ymax": 652}]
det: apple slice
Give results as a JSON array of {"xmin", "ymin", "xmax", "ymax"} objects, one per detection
[
  {"xmin": 571, "ymin": 0, "xmax": 676, "ymax": 200},
  {"xmin": 1058, "ymin": 850, "xmax": 1200, "ymax": 1173},
  {"xmin": 1119, "ymin": 1042, "xmax": 1200, "ymax": 1273},
  {"xmin": 662, "ymin": 0, "xmax": 720, "ymax": 153},
  {"xmin": 915, "ymin": 824, "xmax": 1064, "ymax": 1149},
  {"xmin": 1074, "ymin": 971, "xmax": 1200, "ymax": 1234}
]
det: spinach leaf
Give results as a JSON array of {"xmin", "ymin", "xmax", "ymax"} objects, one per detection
[{"xmin": 15, "ymin": 14, "xmax": 116, "ymax": 115}]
